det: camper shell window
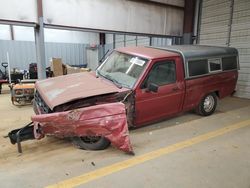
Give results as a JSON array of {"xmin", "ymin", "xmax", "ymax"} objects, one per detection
[
  {"xmin": 188, "ymin": 59, "xmax": 208, "ymax": 77},
  {"xmin": 222, "ymin": 56, "xmax": 238, "ymax": 70},
  {"xmin": 208, "ymin": 58, "xmax": 222, "ymax": 72}
]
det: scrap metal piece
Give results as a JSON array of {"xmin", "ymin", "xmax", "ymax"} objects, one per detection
[{"xmin": 8, "ymin": 122, "xmax": 35, "ymax": 153}]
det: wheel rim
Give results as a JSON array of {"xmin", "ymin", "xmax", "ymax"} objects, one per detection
[
  {"xmin": 203, "ymin": 95, "xmax": 215, "ymax": 112},
  {"xmin": 80, "ymin": 136, "xmax": 102, "ymax": 144}
]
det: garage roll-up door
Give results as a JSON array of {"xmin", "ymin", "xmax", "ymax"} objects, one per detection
[{"xmin": 199, "ymin": 0, "xmax": 250, "ymax": 99}]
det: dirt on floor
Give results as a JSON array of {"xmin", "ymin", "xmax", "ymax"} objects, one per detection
[{"xmin": 0, "ymin": 86, "xmax": 73, "ymax": 167}]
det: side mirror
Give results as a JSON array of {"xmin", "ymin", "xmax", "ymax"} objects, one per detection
[{"xmin": 147, "ymin": 83, "xmax": 159, "ymax": 93}]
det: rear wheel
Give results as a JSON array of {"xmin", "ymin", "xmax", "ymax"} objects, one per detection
[
  {"xmin": 72, "ymin": 136, "xmax": 111, "ymax": 150},
  {"xmin": 196, "ymin": 93, "xmax": 217, "ymax": 116}
]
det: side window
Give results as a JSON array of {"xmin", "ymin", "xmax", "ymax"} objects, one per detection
[
  {"xmin": 208, "ymin": 58, "xmax": 222, "ymax": 72},
  {"xmin": 222, "ymin": 56, "xmax": 238, "ymax": 70},
  {"xmin": 142, "ymin": 61, "xmax": 176, "ymax": 88},
  {"xmin": 188, "ymin": 59, "xmax": 208, "ymax": 77}
]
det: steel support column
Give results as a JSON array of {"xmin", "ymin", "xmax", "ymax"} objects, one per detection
[
  {"xmin": 196, "ymin": 0, "xmax": 203, "ymax": 44},
  {"xmin": 113, "ymin": 34, "xmax": 116, "ymax": 49},
  {"xmin": 35, "ymin": 0, "xmax": 46, "ymax": 79},
  {"xmin": 10, "ymin": 25, "xmax": 14, "ymax": 40},
  {"xmin": 149, "ymin": 36, "xmax": 152, "ymax": 46},
  {"xmin": 227, "ymin": 0, "xmax": 234, "ymax": 46},
  {"xmin": 182, "ymin": 0, "xmax": 196, "ymax": 44},
  {"xmin": 124, "ymin": 35, "xmax": 126, "ymax": 47}
]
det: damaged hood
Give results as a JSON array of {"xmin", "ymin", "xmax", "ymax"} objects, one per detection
[{"xmin": 36, "ymin": 72, "xmax": 126, "ymax": 109}]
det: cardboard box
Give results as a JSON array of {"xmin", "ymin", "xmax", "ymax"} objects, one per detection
[
  {"xmin": 51, "ymin": 58, "xmax": 63, "ymax": 77},
  {"xmin": 50, "ymin": 58, "xmax": 89, "ymax": 76},
  {"xmin": 66, "ymin": 65, "xmax": 90, "ymax": 74}
]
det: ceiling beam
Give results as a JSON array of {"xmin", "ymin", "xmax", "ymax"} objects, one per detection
[{"xmin": 128, "ymin": 0, "xmax": 184, "ymax": 9}]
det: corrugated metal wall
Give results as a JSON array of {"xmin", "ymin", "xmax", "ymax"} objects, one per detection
[
  {"xmin": 114, "ymin": 35, "xmax": 151, "ymax": 48},
  {"xmin": 199, "ymin": 0, "xmax": 250, "ymax": 99},
  {"xmin": 0, "ymin": 40, "xmax": 36, "ymax": 71},
  {"xmin": 230, "ymin": 0, "xmax": 250, "ymax": 98},
  {"xmin": 199, "ymin": 0, "xmax": 231, "ymax": 46},
  {"xmin": 0, "ymin": 40, "xmax": 88, "ymax": 71},
  {"xmin": 151, "ymin": 37, "xmax": 173, "ymax": 46}
]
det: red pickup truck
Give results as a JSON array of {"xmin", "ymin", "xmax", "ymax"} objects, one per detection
[{"xmin": 8, "ymin": 45, "xmax": 239, "ymax": 154}]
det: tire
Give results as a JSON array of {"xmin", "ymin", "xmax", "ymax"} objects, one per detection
[
  {"xmin": 196, "ymin": 93, "xmax": 217, "ymax": 116},
  {"xmin": 71, "ymin": 136, "xmax": 111, "ymax": 150}
]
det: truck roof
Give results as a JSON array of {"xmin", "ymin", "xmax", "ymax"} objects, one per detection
[
  {"xmin": 150, "ymin": 45, "xmax": 238, "ymax": 62},
  {"xmin": 116, "ymin": 46, "xmax": 179, "ymax": 59},
  {"xmin": 116, "ymin": 45, "xmax": 238, "ymax": 61}
]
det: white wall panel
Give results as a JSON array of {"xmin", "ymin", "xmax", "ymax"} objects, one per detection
[
  {"xmin": 43, "ymin": 0, "xmax": 183, "ymax": 36},
  {"xmin": 0, "ymin": 0, "xmax": 37, "ymax": 23}
]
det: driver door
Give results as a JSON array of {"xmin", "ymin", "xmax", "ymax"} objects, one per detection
[{"xmin": 135, "ymin": 59, "xmax": 185, "ymax": 126}]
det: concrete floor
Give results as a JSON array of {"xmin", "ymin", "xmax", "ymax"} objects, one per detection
[{"xmin": 0, "ymin": 86, "xmax": 250, "ymax": 188}]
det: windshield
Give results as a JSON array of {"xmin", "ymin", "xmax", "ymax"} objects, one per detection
[{"xmin": 97, "ymin": 51, "xmax": 148, "ymax": 89}]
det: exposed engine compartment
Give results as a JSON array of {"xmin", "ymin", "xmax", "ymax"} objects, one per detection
[{"xmin": 35, "ymin": 90, "xmax": 135, "ymax": 128}]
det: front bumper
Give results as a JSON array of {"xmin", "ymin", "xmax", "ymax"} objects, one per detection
[{"xmin": 31, "ymin": 102, "xmax": 133, "ymax": 153}]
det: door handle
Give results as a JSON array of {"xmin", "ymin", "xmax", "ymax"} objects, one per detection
[{"xmin": 172, "ymin": 87, "xmax": 179, "ymax": 92}]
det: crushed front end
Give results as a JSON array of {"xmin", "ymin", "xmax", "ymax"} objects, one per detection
[{"xmin": 8, "ymin": 89, "xmax": 135, "ymax": 154}]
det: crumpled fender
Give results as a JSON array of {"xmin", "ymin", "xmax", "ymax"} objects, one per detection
[{"xmin": 31, "ymin": 102, "xmax": 133, "ymax": 153}]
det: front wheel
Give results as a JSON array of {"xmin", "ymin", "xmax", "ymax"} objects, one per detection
[
  {"xmin": 71, "ymin": 136, "xmax": 111, "ymax": 150},
  {"xmin": 196, "ymin": 93, "xmax": 217, "ymax": 116}
]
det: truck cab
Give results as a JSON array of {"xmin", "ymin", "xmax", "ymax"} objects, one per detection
[{"xmin": 116, "ymin": 45, "xmax": 238, "ymax": 126}]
